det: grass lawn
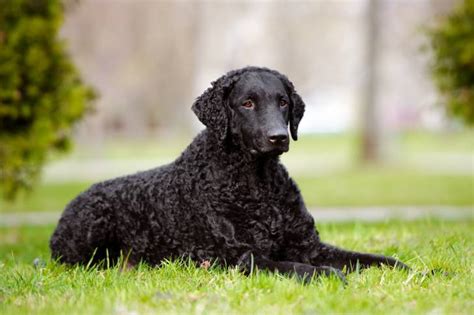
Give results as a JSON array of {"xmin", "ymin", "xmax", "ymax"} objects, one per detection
[
  {"xmin": 1, "ymin": 130, "xmax": 472, "ymax": 213},
  {"xmin": 298, "ymin": 167, "xmax": 473, "ymax": 207},
  {"xmin": 70, "ymin": 129, "xmax": 474, "ymax": 159},
  {"xmin": 1, "ymin": 167, "xmax": 472, "ymax": 213},
  {"xmin": 0, "ymin": 220, "xmax": 472, "ymax": 314}
]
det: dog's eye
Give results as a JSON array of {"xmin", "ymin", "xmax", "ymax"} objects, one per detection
[
  {"xmin": 280, "ymin": 100, "xmax": 289, "ymax": 108},
  {"xmin": 242, "ymin": 100, "xmax": 254, "ymax": 109}
]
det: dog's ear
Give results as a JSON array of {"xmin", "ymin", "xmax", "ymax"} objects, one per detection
[
  {"xmin": 192, "ymin": 74, "xmax": 239, "ymax": 141},
  {"xmin": 275, "ymin": 73, "xmax": 305, "ymax": 141},
  {"xmin": 288, "ymin": 92, "xmax": 305, "ymax": 141}
]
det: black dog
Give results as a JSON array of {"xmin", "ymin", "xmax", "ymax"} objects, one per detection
[{"xmin": 50, "ymin": 67, "xmax": 408, "ymax": 281}]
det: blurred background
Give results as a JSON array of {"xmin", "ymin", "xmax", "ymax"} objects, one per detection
[{"xmin": 1, "ymin": 0, "xmax": 472, "ymax": 219}]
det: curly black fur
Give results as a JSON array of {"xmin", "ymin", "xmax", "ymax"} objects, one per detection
[{"xmin": 50, "ymin": 66, "xmax": 408, "ymax": 281}]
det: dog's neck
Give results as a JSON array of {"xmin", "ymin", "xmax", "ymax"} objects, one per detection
[{"xmin": 202, "ymin": 130, "xmax": 282, "ymax": 179}]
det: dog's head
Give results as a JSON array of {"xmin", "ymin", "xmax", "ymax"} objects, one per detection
[{"xmin": 192, "ymin": 67, "xmax": 305, "ymax": 156}]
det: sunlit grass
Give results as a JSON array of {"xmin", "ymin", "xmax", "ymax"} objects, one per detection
[
  {"xmin": 299, "ymin": 166, "xmax": 473, "ymax": 206},
  {"xmin": 1, "ymin": 220, "xmax": 472, "ymax": 314},
  {"xmin": 0, "ymin": 182, "xmax": 90, "ymax": 213}
]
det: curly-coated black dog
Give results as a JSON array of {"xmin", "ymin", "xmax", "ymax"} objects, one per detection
[{"xmin": 50, "ymin": 66, "xmax": 408, "ymax": 282}]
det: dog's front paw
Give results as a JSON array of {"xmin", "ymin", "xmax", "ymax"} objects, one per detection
[
  {"xmin": 294, "ymin": 264, "xmax": 347, "ymax": 285},
  {"xmin": 315, "ymin": 266, "xmax": 347, "ymax": 285}
]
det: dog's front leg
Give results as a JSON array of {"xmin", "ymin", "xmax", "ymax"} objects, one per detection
[
  {"xmin": 282, "ymin": 191, "xmax": 410, "ymax": 274},
  {"xmin": 236, "ymin": 252, "xmax": 346, "ymax": 283},
  {"xmin": 313, "ymin": 243, "xmax": 410, "ymax": 272}
]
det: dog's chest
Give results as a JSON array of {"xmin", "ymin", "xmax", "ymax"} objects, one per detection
[
  {"xmin": 215, "ymin": 182, "xmax": 288, "ymax": 252},
  {"xmin": 194, "ymin": 164, "xmax": 294, "ymax": 256},
  {"xmin": 239, "ymin": 202, "xmax": 286, "ymax": 251}
]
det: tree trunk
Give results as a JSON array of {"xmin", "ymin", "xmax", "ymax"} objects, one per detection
[{"xmin": 360, "ymin": 0, "xmax": 381, "ymax": 163}]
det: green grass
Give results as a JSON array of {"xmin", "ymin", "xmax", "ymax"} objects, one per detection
[
  {"xmin": 0, "ymin": 182, "xmax": 91, "ymax": 213},
  {"xmin": 398, "ymin": 130, "xmax": 474, "ymax": 154},
  {"xmin": 1, "ymin": 220, "xmax": 473, "ymax": 314},
  {"xmin": 299, "ymin": 167, "xmax": 473, "ymax": 206},
  {"xmin": 1, "ymin": 167, "xmax": 471, "ymax": 213},
  {"xmin": 1, "ymin": 130, "xmax": 472, "ymax": 212},
  {"xmin": 74, "ymin": 129, "xmax": 473, "ymax": 159}
]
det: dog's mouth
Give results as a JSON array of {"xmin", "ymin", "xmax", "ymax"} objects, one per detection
[{"xmin": 251, "ymin": 142, "xmax": 289, "ymax": 156}]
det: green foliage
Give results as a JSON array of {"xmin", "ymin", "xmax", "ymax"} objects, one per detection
[
  {"xmin": 0, "ymin": 0, "xmax": 95, "ymax": 199},
  {"xmin": 428, "ymin": 0, "xmax": 474, "ymax": 125}
]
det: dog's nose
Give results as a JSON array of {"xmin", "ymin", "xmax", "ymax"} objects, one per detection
[{"xmin": 268, "ymin": 132, "xmax": 288, "ymax": 144}]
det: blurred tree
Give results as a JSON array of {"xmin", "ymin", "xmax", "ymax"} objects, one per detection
[
  {"xmin": 0, "ymin": 0, "xmax": 95, "ymax": 199},
  {"xmin": 428, "ymin": 0, "xmax": 474, "ymax": 126}
]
